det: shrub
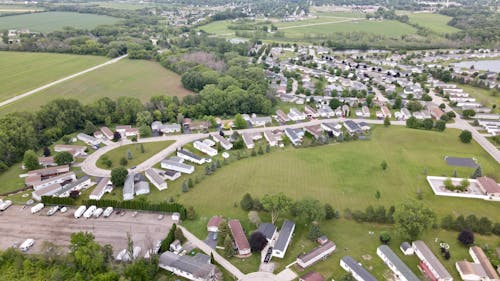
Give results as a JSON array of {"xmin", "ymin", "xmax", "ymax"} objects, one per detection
[
  {"xmin": 458, "ymin": 229, "xmax": 474, "ymax": 246},
  {"xmin": 379, "ymin": 232, "xmax": 391, "ymax": 244}
]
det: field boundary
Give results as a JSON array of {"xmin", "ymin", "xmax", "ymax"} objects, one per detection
[{"xmin": 0, "ymin": 54, "xmax": 127, "ymax": 108}]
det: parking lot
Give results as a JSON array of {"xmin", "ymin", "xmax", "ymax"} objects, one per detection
[{"xmin": 0, "ymin": 205, "xmax": 173, "ymax": 256}]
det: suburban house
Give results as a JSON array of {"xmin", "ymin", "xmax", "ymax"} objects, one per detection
[
  {"xmin": 53, "ymin": 176, "xmax": 93, "ymax": 197},
  {"xmin": 381, "ymin": 106, "xmax": 392, "ymax": 118},
  {"xmin": 145, "ymin": 168, "xmax": 167, "ymax": 191},
  {"xmin": 401, "ymin": 108, "xmax": 412, "ymax": 120},
  {"xmin": 429, "ymin": 105, "xmax": 444, "ymax": 120},
  {"xmin": 264, "ymin": 130, "xmax": 280, "ymax": 146},
  {"xmin": 31, "ymin": 172, "xmax": 76, "ymax": 191},
  {"xmin": 256, "ymin": 223, "xmax": 277, "ymax": 242},
  {"xmin": 25, "ymin": 165, "xmax": 70, "ymax": 184},
  {"xmin": 100, "ymin": 127, "xmax": 114, "ymax": 140},
  {"xmin": 299, "ymin": 272, "xmax": 325, "ymax": 281},
  {"xmin": 343, "ymin": 120, "xmax": 363, "ymax": 135},
  {"xmin": 400, "ymin": 242, "xmax": 414, "ymax": 255},
  {"xmin": 242, "ymin": 133, "xmax": 255, "ymax": 149},
  {"xmin": 123, "ymin": 173, "xmax": 135, "ymax": 201},
  {"xmin": 296, "ymin": 240, "xmax": 336, "ymax": 268},
  {"xmin": 77, "ymin": 133, "xmax": 101, "ymax": 146},
  {"xmin": 377, "ymin": 245, "xmax": 420, "ymax": 281},
  {"xmin": 285, "ymin": 128, "xmax": 304, "ymax": 146},
  {"xmin": 304, "ymin": 105, "xmax": 319, "ymax": 118},
  {"xmin": 456, "ymin": 246, "xmax": 500, "ymax": 281},
  {"xmin": 321, "ymin": 122, "xmax": 342, "ymax": 137},
  {"xmin": 273, "ymin": 220, "xmax": 295, "ymax": 258},
  {"xmin": 38, "ymin": 156, "xmax": 56, "ymax": 167},
  {"xmin": 288, "ymin": 108, "xmax": 307, "ymax": 121},
  {"xmin": 193, "ymin": 141, "xmax": 217, "ymax": 157},
  {"xmin": 476, "ymin": 176, "xmax": 500, "ymax": 197},
  {"xmin": 177, "ymin": 149, "xmax": 206, "ymax": 165},
  {"xmin": 161, "ymin": 168, "xmax": 181, "ymax": 181},
  {"xmin": 94, "ymin": 130, "xmax": 103, "ymax": 139},
  {"xmin": 276, "ymin": 109, "xmax": 290, "ymax": 122},
  {"xmin": 361, "ymin": 106, "xmax": 371, "ymax": 118},
  {"xmin": 89, "ymin": 177, "xmax": 112, "ymax": 200},
  {"xmin": 304, "ymin": 125, "xmax": 323, "ymax": 139},
  {"xmin": 54, "ymin": 145, "xmax": 86, "ymax": 157},
  {"xmin": 123, "ymin": 173, "xmax": 150, "ymax": 200},
  {"xmin": 159, "ymin": 251, "xmax": 217, "ymax": 281},
  {"xmin": 340, "ymin": 256, "xmax": 378, "ymax": 281},
  {"xmin": 211, "ymin": 134, "xmax": 233, "ymax": 150},
  {"xmin": 32, "ymin": 183, "xmax": 63, "ymax": 201},
  {"xmin": 317, "ymin": 105, "xmax": 335, "ymax": 118},
  {"xmin": 152, "ymin": 121, "xmax": 181, "ymax": 134},
  {"xmin": 243, "ymin": 114, "xmax": 272, "ymax": 127},
  {"xmin": 412, "ymin": 240, "xmax": 453, "ymax": 281},
  {"xmin": 207, "ymin": 216, "xmax": 223, "ymax": 232},
  {"xmin": 116, "ymin": 125, "xmax": 139, "ymax": 137},
  {"xmin": 228, "ymin": 219, "xmax": 251, "ymax": 257},
  {"xmin": 161, "ymin": 159, "xmax": 195, "ymax": 174}
]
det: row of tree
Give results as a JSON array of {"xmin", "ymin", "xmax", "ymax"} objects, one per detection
[{"xmin": 441, "ymin": 214, "xmax": 500, "ymax": 236}]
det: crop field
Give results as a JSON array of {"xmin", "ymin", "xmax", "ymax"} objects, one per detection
[
  {"xmin": 0, "ymin": 51, "xmax": 107, "ymax": 103},
  {"xmin": 0, "ymin": 12, "xmax": 120, "ymax": 33},
  {"xmin": 408, "ymin": 12, "xmax": 460, "ymax": 34},
  {"xmin": 0, "ymin": 59, "xmax": 192, "ymax": 114},
  {"xmin": 97, "ymin": 141, "xmax": 175, "ymax": 169}
]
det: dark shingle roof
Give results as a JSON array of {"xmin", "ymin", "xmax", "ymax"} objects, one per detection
[
  {"xmin": 378, "ymin": 245, "xmax": 419, "ymax": 281},
  {"xmin": 257, "ymin": 223, "xmax": 276, "ymax": 240},
  {"xmin": 274, "ymin": 220, "xmax": 295, "ymax": 252},
  {"xmin": 341, "ymin": 256, "xmax": 377, "ymax": 281}
]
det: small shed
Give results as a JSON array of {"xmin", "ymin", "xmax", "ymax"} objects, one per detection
[{"xmin": 400, "ymin": 242, "xmax": 414, "ymax": 255}]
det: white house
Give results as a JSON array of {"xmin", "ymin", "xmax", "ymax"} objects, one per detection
[
  {"xmin": 193, "ymin": 141, "xmax": 217, "ymax": 157},
  {"xmin": 272, "ymin": 220, "xmax": 295, "ymax": 258},
  {"xmin": 340, "ymin": 256, "xmax": 377, "ymax": 281},
  {"xmin": 297, "ymin": 241, "xmax": 336, "ymax": 268},
  {"xmin": 161, "ymin": 159, "xmax": 195, "ymax": 174},
  {"xmin": 159, "ymin": 252, "xmax": 216, "ymax": 281},
  {"xmin": 89, "ymin": 177, "xmax": 113, "ymax": 200},
  {"xmin": 145, "ymin": 168, "xmax": 167, "ymax": 191},
  {"xmin": 413, "ymin": 240, "xmax": 453, "ymax": 281},
  {"xmin": 211, "ymin": 134, "xmax": 233, "ymax": 150},
  {"xmin": 77, "ymin": 133, "xmax": 101, "ymax": 146},
  {"xmin": 288, "ymin": 108, "xmax": 307, "ymax": 121},
  {"xmin": 377, "ymin": 245, "xmax": 420, "ymax": 281},
  {"xmin": 177, "ymin": 149, "xmax": 206, "ymax": 165}
]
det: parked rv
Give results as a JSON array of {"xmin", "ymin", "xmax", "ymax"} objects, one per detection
[
  {"xmin": 47, "ymin": 206, "xmax": 59, "ymax": 216},
  {"xmin": 74, "ymin": 205, "xmax": 87, "ymax": 219},
  {"xmin": 30, "ymin": 203, "xmax": 44, "ymax": 214},
  {"xmin": 19, "ymin": 239, "xmax": 35, "ymax": 252},
  {"xmin": 103, "ymin": 207, "xmax": 113, "ymax": 218},
  {"xmin": 0, "ymin": 200, "xmax": 12, "ymax": 211},
  {"xmin": 83, "ymin": 205, "xmax": 97, "ymax": 219},
  {"xmin": 93, "ymin": 208, "xmax": 104, "ymax": 218}
]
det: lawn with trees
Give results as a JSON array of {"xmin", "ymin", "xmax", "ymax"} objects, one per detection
[{"xmin": 97, "ymin": 141, "xmax": 174, "ymax": 169}]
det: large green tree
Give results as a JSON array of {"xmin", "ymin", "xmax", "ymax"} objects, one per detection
[
  {"xmin": 23, "ymin": 149, "xmax": 40, "ymax": 171},
  {"xmin": 394, "ymin": 200, "xmax": 436, "ymax": 240},
  {"xmin": 261, "ymin": 193, "xmax": 292, "ymax": 224},
  {"xmin": 111, "ymin": 167, "xmax": 128, "ymax": 187},
  {"xmin": 54, "ymin": 151, "xmax": 74, "ymax": 165}
]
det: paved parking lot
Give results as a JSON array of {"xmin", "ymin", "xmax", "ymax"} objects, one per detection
[{"xmin": 0, "ymin": 205, "xmax": 173, "ymax": 256}]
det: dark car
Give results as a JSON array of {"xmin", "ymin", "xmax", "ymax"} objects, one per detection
[{"xmin": 264, "ymin": 247, "xmax": 273, "ymax": 263}]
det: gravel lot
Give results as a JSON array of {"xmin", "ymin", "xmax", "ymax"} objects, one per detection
[{"xmin": 0, "ymin": 205, "xmax": 173, "ymax": 256}]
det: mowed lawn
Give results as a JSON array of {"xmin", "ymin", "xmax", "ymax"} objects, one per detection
[
  {"xmin": 96, "ymin": 141, "xmax": 174, "ymax": 169},
  {"xmin": 408, "ymin": 13, "xmax": 460, "ymax": 34},
  {"xmin": 0, "ymin": 12, "xmax": 120, "ymax": 33},
  {"xmin": 0, "ymin": 51, "xmax": 106, "ymax": 102},
  {"xmin": 0, "ymin": 59, "xmax": 192, "ymax": 114},
  {"xmin": 460, "ymin": 85, "xmax": 499, "ymax": 112}
]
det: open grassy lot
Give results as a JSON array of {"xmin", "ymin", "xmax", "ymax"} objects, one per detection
[
  {"xmin": 408, "ymin": 12, "xmax": 460, "ymax": 34},
  {"xmin": 97, "ymin": 141, "xmax": 175, "ymax": 169},
  {"xmin": 0, "ymin": 59, "xmax": 192, "ymax": 114},
  {"xmin": 409, "ymin": 13, "xmax": 459, "ymax": 33},
  {"xmin": 0, "ymin": 12, "xmax": 120, "ymax": 33},
  {"xmin": 311, "ymin": 11, "xmax": 366, "ymax": 18},
  {"xmin": 0, "ymin": 51, "xmax": 106, "ymax": 102}
]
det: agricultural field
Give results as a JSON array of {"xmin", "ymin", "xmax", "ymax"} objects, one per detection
[
  {"xmin": 96, "ymin": 141, "xmax": 174, "ymax": 169},
  {"xmin": 408, "ymin": 12, "xmax": 460, "ymax": 34},
  {"xmin": 0, "ymin": 12, "xmax": 120, "ymax": 33},
  {"xmin": 0, "ymin": 51, "xmax": 106, "ymax": 102},
  {"xmin": 0, "ymin": 59, "xmax": 192, "ymax": 114}
]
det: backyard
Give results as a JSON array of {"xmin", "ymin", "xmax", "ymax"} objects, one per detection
[{"xmin": 0, "ymin": 51, "xmax": 106, "ymax": 102}]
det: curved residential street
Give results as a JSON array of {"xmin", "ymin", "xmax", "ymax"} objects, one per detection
[
  {"xmin": 0, "ymin": 54, "xmax": 128, "ymax": 108},
  {"xmin": 81, "ymin": 116, "xmax": 499, "ymax": 178}
]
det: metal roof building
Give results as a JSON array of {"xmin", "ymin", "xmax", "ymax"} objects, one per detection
[{"xmin": 377, "ymin": 245, "xmax": 420, "ymax": 281}]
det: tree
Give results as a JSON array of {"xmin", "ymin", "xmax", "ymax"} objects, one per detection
[
  {"xmin": 111, "ymin": 167, "xmax": 128, "ymax": 187},
  {"xmin": 54, "ymin": 151, "xmax": 74, "ymax": 165},
  {"xmin": 435, "ymin": 120, "xmax": 446, "ymax": 131},
  {"xmin": 43, "ymin": 146, "xmax": 51, "ymax": 157},
  {"xmin": 120, "ymin": 157, "xmax": 128, "ymax": 166},
  {"xmin": 423, "ymin": 118, "xmax": 434, "ymax": 130},
  {"xmin": 187, "ymin": 206, "xmax": 196, "ymax": 220},
  {"xmin": 182, "ymin": 181, "xmax": 188, "ymax": 193},
  {"xmin": 394, "ymin": 200, "xmax": 436, "ymax": 240},
  {"xmin": 261, "ymin": 193, "xmax": 292, "ymax": 224},
  {"xmin": 458, "ymin": 229, "xmax": 474, "ymax": 246},
  {"xmin": 23, "ymin": 150, "xmax": 40, "ymax": 171},
  {"xmin": 375, "ymin": 190, "xmax": 381, "ymax": 200},
  {"xmin": 188, "ymin": 178, "xmax": 194, "ymax": 188},
  {"xmin": 329, "ymin": 98, "xmax": 341, "ymax": 109},
  {"xmin": 127, "ymin": 149, "xmax": 133, "ymax": 160},
  {"xmin": 471, "ymin": 166, "xmax": 482, "ymax": 179},
  {"xmin": 84, "ymin": 120, "xmax": 97, "ymax": 135},
  {"xmin": 70, "ymin": 232, "xmax": 105, "ymax": 275},
  {"xmin": 140, "ymin": 144, "xmax": 145, "ymax": 154},
  {"xmin": 113, "ymin": 131, "xmax": 121, "ymax": 142},
  {"xmin": 160, "ymin": 224, "xmax": 176, "ymax": 253},
  {"xmin": 462, "ymin": 109, "xmax": 476, "ymax": 119},
  {"xmin": 240, "ymin": 193, "xmax": 254, "ymax": 211},
  {"xmin": 459, "ymin": 130, "xmax": 472, "ymax": 143},
  {"xmin": 340, "ymin": 273, "xmax": 356, "ymax": 281},
  {"xmin": 296, "ymin": 198, "xmax": 326, "ymax": 222},
  {"xmin": 223, "ymin": 235, "xmax": 235, "ymax": 257},
  {"xmin": 324, "ymin": 204, "xmax": 335, "ymax": 220},
  {"xmin": 249, "ymin": 231, "xmax": 268, "ymax": 252},
  {"xmin": 218, "ymin": 220, "xmax": 229, "ymax": 246},
  {"xmin": 384, "ymin": 117, "xmax": 391, "ymax": 126},
  {"xmin": 248, "ymin": 211, "xmax": 261, "ymax": 227},
  {"xmin": 379, "ymin": 232, "xmax": 391, "ymax": 244},
  {"xmin": 234, "ymin": 114, "xmax": 248, "ymax": 129},
  {"xmin": 307, "ymin": 223, "xmax": 323, "ymax": 241},
  {"xmin": 174, "ymin": 228, "xmax": 186, "ymax": 243},
  {"xmin": 380, "ymin": 160, "xmax": 388, "ymax": 170}
]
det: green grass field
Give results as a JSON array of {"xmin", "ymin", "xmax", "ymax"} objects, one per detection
[
  {"xmin": 97, "ymin": 141, "xmax": 174, "ymax": 169},
  {"xmin": 0, "ymin": 58, "xmax": 192, "ymax": 114},
  {"xmin": 0, "ymin": 51, "xmax": 106, "ymax": 102},
  {"xmin": 0, "ymin": 12, "xmax": 120, "ymax": 33},
  {"xmin": 408, "ymin": 12, "xmax": 460, "ymax": 34}
]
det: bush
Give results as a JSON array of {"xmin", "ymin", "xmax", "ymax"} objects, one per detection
[
  {"xmin": 459, "ymin": 130, "xmax": 472, "ymax": 143},
  {"xmin": 379, "ymin": 232, "xmax": 391, "ymax": 244},
  {"xmin": 240, "ymin": 193, "xmax": 254, "ymax": 211},
  {"xmin": 458, "ymin": 229, "xmax": 474, "ymax": 246},
  {"xmin": 249, "ymin": 231, "xmax": 268, "ymax": 252}
]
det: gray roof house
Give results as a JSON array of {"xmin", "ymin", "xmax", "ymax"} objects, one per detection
[
  {"xmin": 343, "ymin": 120, "xmax": 362, "ymax": 135},
  {"xmin": 134, "ymin": 173, "xmax": 150, "ymax": 196},
  {"xmin": 177, "ymin": 149, "xmax": 206, "ymax": 165},
  {"xmin": 161, "ymin": 159, "xmax": 195, "ymax": 174},
  {"xmin": 272, "ymin": 220, "xmax": 295, "ymax": 258},
  {"xmin": 412, "ymin": 240, "xmax": 452, "ymax": 281},
  {"xmin": 377, "ymin": 245, "xmax": 419, "ymax": 281},
  {"xmin": 256, "ymin": 223, "xmax": 277, "ymax": 242},
  {"xmin": 285, "ymin": 128, "xmax": 303, "ymax": 146},
  {"xmin": 159, "ymin": 251, "xmax": 217, "ymax": 281},
  {"xmin": 123, "ymin": 173, "xmax": 135, "ymax": 201},
  {"xmin": 340, "ymin": 256, "xmax": 378, "ymax": 281}
]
